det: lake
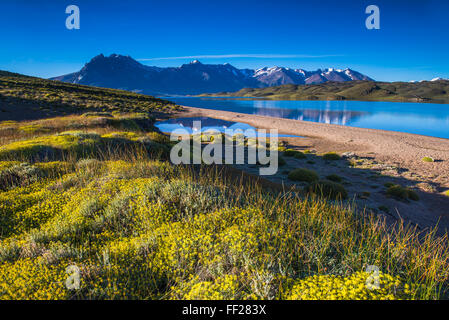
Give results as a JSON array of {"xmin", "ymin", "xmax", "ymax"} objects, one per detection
[
  {"xmin": 163, "ymin": 97, "xmax": 449, "ymax": 139},
  {"xmin": 155, "ymin": 117, "xmax": 302, "ymax": 138}
]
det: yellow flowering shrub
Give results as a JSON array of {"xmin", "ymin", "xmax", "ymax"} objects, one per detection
[
  {"xmin": 0, "ymin": 161, "xmax": 20, "ymax": 171},
  {"xmin": 172, "ymin": 275, "xmax": 241, "ymax": 300},
  {"xmin": 0, "ymin": 158, "xmax": 444, "ymax": 300},
  {"xmin": 0, "ymin": 258, "xmax": 67, "ymax": 300},
  {"xmin": 286, "ymin": 271, "xmax": 414, "ymax": 300},
  {"xmin": 101, "ymin": 131, "xmax": 140, "ymax": 141}
]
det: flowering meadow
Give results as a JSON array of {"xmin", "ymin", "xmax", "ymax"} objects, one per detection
[{"xmin": 0, "ymin": 75, "xmax": 448, "ymax": 300}]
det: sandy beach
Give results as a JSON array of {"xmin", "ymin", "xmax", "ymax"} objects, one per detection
[{"xmin": 175, "ymin": 106, "xmax": 449, "ymax": 232}]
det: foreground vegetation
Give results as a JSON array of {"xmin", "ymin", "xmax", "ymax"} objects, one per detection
[
  {"xmin": 0, "ymin": 73, "xmax": 448, "ymax": 300},
  {"xmin": 200, "ymin": 80, "xmax": 449, "ymax": 104},
  {"xmin": 0, "ymin": 112, "xmax": 448, "ymax": 300}
]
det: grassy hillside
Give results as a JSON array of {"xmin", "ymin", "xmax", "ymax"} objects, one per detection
[
  {"xmin": 200, "ymin": 80, "xmax": 449, "ymax": 104},
  {"xmin": 0, "ymin": 70, "xmax": 181, "ymax": 121},
  {"xmin": 0, "ymin": 72, "xmax": 448, "ymax": 300}
]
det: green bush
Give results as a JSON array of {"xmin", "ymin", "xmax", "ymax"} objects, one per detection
[
  {"xmin": 294, "ymin": 152, "xmax": 306, "ymax": 159},
  {"xmin": 326, "ymin": 174, "xmax": 342, "ymax": 183},
  {"xmin": 386, "ymin": 185, "xmax": 408, "ymax": 200},
  {"xmin": 422, "ymin": 156, "xmax": 434, "ymax": 163},
  {"xmin": 283, "ymin": 149, "xmax": 306, "ymax": 159},
  {"xmin": 288, "ymin": 168, "xmax": 319, "ymax": 183},
  {"xmin": 283, "ymin": 149, "xmax": 299, "ymax": 157},
  {"xmin": 386, "ymin": 185, "xmax": 419, "ymax": 201},
  {"xmin": 322, "ymin": 152, "xmax": 341, "ymax": 161},
  {"xmin": 308, "ymin": 180, "xmax": 348, "ymax": 200},
  {"xmin": 407, "ymin": 189, "xmax": 420, "ymax": 201}
]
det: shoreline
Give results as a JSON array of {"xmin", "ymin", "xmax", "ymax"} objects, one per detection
[
  {"xmin": 173, "ymin": 105, "xmax": 449, "ymax": 232},
  {"xmin": 176, "ymin": 106, "xmax": 449, "ymax": 170}
]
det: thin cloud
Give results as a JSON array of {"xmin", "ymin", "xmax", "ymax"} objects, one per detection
[{"xmin": 137, "ymin": 54, "xmax": 343, "ymax": 61}]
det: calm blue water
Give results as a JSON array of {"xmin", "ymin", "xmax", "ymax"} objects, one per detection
[
  {"xmin": 163, "ymin": 97, "xmax": 449, "ymax": 139},
  {"xmin": 155, "ymin": 117, "xmax": 302, "ymax": 138}
]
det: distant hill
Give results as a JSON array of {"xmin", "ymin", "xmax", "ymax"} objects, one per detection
[
  {"xmin": 0, "ymin": 70, "xmax": 179, "ymax": 121},
  {"xmin": 200, "ymin": 80, "xmax": 449, "ymax": 104},
  {"xmin": 51, "ymin": 54, "xmax": 373, "ymax": 95}
]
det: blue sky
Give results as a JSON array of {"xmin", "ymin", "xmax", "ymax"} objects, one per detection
[{"xmin": 0, "ymin": 0, "xmax": 448, "ymax": 81}]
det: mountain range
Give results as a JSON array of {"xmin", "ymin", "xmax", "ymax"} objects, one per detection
[{"xmin": 51, "ymin": 54, "xmax": 374, "ymax": 95}]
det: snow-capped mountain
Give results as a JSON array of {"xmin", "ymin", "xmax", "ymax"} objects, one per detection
[
  {"xmin": 431, "ymin": 77, "xmax": 448, "ymax": 82},
  {"xmin": 51, "ymin": 54, "xmax": 374, "ymax": 95}
]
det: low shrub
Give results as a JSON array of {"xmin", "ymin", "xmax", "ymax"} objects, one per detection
[
  {"xmin": 286, "ymin": 271, "xmax": 413, "ymax": 300},
  {"xmin": 386, "ymin": 185, "xmax": 419, "ymax": 201},
  {"xmin": 294, "ymin": 152, "xmax": 306, "ymax": 159},
  {"xmin": 308, "ymin": 179, "xmax": 348, "ymax": 200},
  {"xmin": 407, "ymin": 189, "xmax": 420, "ymax": 201},
  {"xmin": 322, "ymin": 152, "xmax": 341, "ymax": 161},
  {"xmin": 386, "ymin": 185, "xmax": 408, "ymax": 200},
  {"xmin": 283, "ymin": 149, "xmax": 299, "ymax": 157},
  {"xmin": 288, "ymin": 168, "xmax": 319, "ymax": 183},
  {"xmin": 284, "ymin": 149, "xmax": 306, "ymax": 159},
  {"xmin": 422, "ymin": 156, "xmax": 434, "ymax": 163},
  {"xmin": 326, "ymin": 174, "xmax": 343, "ymax": 183}
]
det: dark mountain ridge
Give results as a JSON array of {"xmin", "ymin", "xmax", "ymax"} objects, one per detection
[{"xmin": 52, "ymin": 54, "xmax": 374, "ymax": 95}]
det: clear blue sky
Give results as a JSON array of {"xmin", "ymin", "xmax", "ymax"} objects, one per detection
[{"xmin": 1, "ymin": 0, "xmax": 448, "ymax": 81}]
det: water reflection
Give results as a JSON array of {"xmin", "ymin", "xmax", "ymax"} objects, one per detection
[
  {"xmin": 252, "ymin": 107, "xmax": 364, "ymax": 125},
  {"xmin": 155, "ymin": 117, "xmax": 302, "ymax": 138},
  {"xmin": 161, "ymin": 97, "xmax": 449, "ymax": 139}
]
